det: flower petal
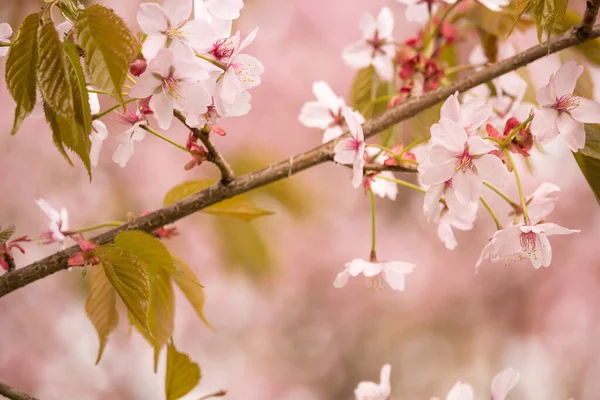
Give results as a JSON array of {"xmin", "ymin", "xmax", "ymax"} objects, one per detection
[
  {"xmin": 372, "ymin": 54, "xmax": 394, "ymax": 81},
  {"xmin": 137, "ymin": 3, "xmax": 169, "ymax": 34},
  {"xmin": 333, "ymin": 268, "xmax": 351, "ymax": 288},
  {"xmin": 150, "ymin": 93, "xmax": 175, "ymax": 129},
  {"xmin": 342, "ymin": 41, "xmax": 372, "ymax": 70},
  {"xmin": 530, "ymin": 107, "xmax": 559, "ymax": 144},
  {"xmin": 206, "ymin": 0, "xmax": 244, "ymax": 20},
  {"xmin": 553, "ymin": 60, "xmax": 583, "ymax": 97},
  {"xmin": 181, "ymin": 19, "xmax": 216, "ymax": 50},
  {"xmin": 141, "ymin": 34, "xmax": 169, "ymax": 63},
  {"xmin": 440, "ymin": 92, "xmax": 461, "ymax": 123},
  {"xmin": 570, "ymin": 97, "xmax": 600, "ymax": 124},
  {"xmin": 491, "ymin": 368, "xmax": 520, "ymax": 400},
  {"xmin": 556, "ymin": 112, "xmax": 585, "ymax": 151},
  {"xmin": 164, "ymin": 0, "xmax": 193, "ymax": 23},
  {"xmin": 446, "ymin": 382, "xmax": 475, "ymax": 400},
  {"xmin": 298, "ymin": 102, "xmax": 333, "ymax": 129},
  {"xmin": 376, "ymin": 7, "xmax": 394, "ymax": 38},
  {"xmin": 473, "ymin": 153, "xmax": 507, "ymax": 184},
  {"xmin": 452, "ymin": 171, "xmax": 482, "ymax": 204}
]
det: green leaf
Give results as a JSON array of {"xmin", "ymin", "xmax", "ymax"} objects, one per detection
[
  {"xmin": 97, "ymin": 245, "xmax": 151, "ymax": 331},
  {"xmin": 170, "ymin": 253, "xmax": 211, "ymax": 329},
  {"xmin": 574, "ymin": 124, "xmax": 600, "ymax": 204},
  {"xmin": 5, "ymin": 13, "xmax": 40, "ymax": 135},
  {"xmin": 515, "ymin": 0, "xmax": 532, "ymax": 14},
  {"xmin": 114, "ymin": 231, "xmax": 175, "ymax": 273},
  {"xmin": 348, "ymin": 66, "xmax": 390, "ymax": 119},
  {"xmin": 165, "ymin": 343, "xmax": 201, "ymax": 400},
  {"xmin": 521, "ymin": 0, "xmax": 567, "ymax": 42},
  {"xmin": 85, "ymin": 264, "xmax": 119, "ymax": 364},
  {"xmin": 75, "ymin": 4, "xmax": 137, "ymax": 106},
  {"xmin": 0, "ymin": 225, "xmax": 16, "ymax": 244},
  {"xmin": 63, "ymin": 39, "xmax": 92, "ymax": 139},
  {"xmin": 469, "ymin": 5, "xmax": 533, "ymax": 38},
  {"xmin": 164, "ymin": 181, "xmax": 274, "ymax": 222}
]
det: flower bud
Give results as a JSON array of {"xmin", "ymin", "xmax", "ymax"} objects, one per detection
[{"xmin": 129, "ymin": 57, "xmax": 147, "ymax": 77}]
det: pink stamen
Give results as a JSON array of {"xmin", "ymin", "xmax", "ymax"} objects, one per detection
[
  {"xmin": 553, "ymin": 94, "xmax": 580, "ymax": 112},
  {"xmin": 455, "ymin": 152, "xmax": 473, "ymax": 172},
  {"xmin": 338, "ymin": 138, "xmax": 361, "ymax": 151},
  {"xmin": 520, "ymin": 231, "xmax": 538, "ymax": 255},
  {"xmin": 210, "ymin": 38, "xmax": 235, "ymax": 61}
]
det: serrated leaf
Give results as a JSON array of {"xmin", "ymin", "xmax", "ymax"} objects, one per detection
[
  {"xmin": 170, "ymin": 253, "xmax": 211, "ymax": 329},
  {"xmin": 75, "ymin": 4, "xmax": 137, "ymax": 106},
  {"xmin": 165, "ymin": 343, "xmax": 201, "ymax": 400},
  {"xmin": 85, "ymin": 264, "xmax": 119, "ymax": 364},
  {"xmin": 349, "ymin": 66, "xmax": 388, "ymax": 119},
  {"xmin": 5, "ymin": 13, "xmax": 40, "ymax": 135},
  {"xmin": 64, "ymin": 39, "xmax": 92, "ymax": 138},
  {"xmin": 574, "ymin": 124, "xmax": 600, "ymax": 204},
  {"xmin": 0, "ymin": 225, "xmax": 16, "ymax": 244},
  {"xmin": 164, "ymin": 181, "xmax": 274, "ymax": 222},
  {"xmin": 515, "ymin": 0, "xmax": 532, "ymax": 14},
  {"xmin": 114, "ymin": 231, "xmax": 175, "ymax": 273},
  {"xmin": 97, "ymin": 245, "xmax": 151, "ymax": 331}
]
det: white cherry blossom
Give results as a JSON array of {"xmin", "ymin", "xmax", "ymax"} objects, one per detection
[
  {"xmin": 365, "ymin": 148, "xmax": 398, "ymax": 201},
  {"xmin": 342, "ymin": 8, "xmax": 395, "ymax": 81},
  {"xmin": 512, "ymin": 182, "xmax": 560, "ymax": 224},
  {"xmin": 531, "ymin": 61, "xmax": 600, "ymax": 151},
  {"xmin": 439, "ymin": 92, "xmax": 493, "ymax": 135},
  {"xmin": 137, "ymin": 0, "xmax": 215, "ymax": 60},
  {"xmin": 0, "ymin": 23, "xmax": 12, "ymax": 57},
  {"xmin": 396, "ymin": 0, "xmax": 456, "ymax": 24},
  {"xmin": 334, "ymin": 258, "xmax": 415, "ymax": 291},
  {"xmin": 194, "ymin": 0, "xmax": 243, "ymax": 38},
  {"xmin": 446, "ymin": 382, "xmax": 474, "ymax": 400},
  {"xmin": 333, "ymin": 108, "xmax": 366, "ymax": 188},
  {"xmin": 491, "ymin": 368, "xmax": 520, "ymax": 400},
  {"xmin": 36, "ymin": 199, "xmax": 69, "ymax": 244},
  {"xmin": 435, "ymin": 202, "xmax": 477, "ymax": 250},
  {"xmin": 299, "ymin": 81, "xmax": 365, "ymax": 143},
  {"xmin": 354, "ymin": 364, "xmax": 392, "ymax": 400},
  {"xmin": 129, "ymin": 47, "xmax": 215, "ymax": 130},
  {"xmin": 112, "ymin": 110, "xmax": 148, "ymax": 168},
  {"xmin": 87, "ymin": 92, "xmax": 108, "ymax": 167},
  {"xmin": 419, "ymin": 119, "xmax": 507, "ymax": 205}
]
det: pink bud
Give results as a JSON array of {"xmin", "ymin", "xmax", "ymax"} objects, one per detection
[
  {"xmin": 139, "ymin": 97, "xmax": 153, "ymax": 115},
  {"xmin": 67, "ymin": 253, "xmax": 85, "ymax": 267},
  {"xmin": 130, "ymin": 57, "xmax": 147, "ymax": 77},
  {"xmin": 211, "ymin": 126, "xmax": 227, "ymax": 136}
]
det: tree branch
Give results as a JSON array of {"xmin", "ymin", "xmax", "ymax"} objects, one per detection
[
  {"xmin": 1, "ymin": 25, "xmax": 599, "ymax": 299},
  {"xmin": 173, "ymin": 110, "xmax": 236, "ymax": 183},
  {"xmin": 0, "ymin": 382, "xmax": 39, "ymax": 400},
  {"xmin": 578, "ymin": 0, "xmax": 600, "ymax": 39}
]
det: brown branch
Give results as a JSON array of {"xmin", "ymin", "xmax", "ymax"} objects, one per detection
[
  {"xmin": 1, "ymin": 25, "xmax": 599, "ymax": 299},
  {"xmin": 360, "ymin": 163, "xmax": 417, "ymax": 173},
  {"xmin": 173, "ymin": 110, "xmax": 236, "ymax": 183},
  {"xmin": 578, "ymin": 0, "xmax": 600, "ymax": 40},
  {"xmin": 0, "ymin": 382, "xmax": 39, "ymax": 400}
]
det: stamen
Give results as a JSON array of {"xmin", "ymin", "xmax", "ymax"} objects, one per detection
[{"xmin": 553, "ymin": 94, "xmax": 580, "ymax": 112}]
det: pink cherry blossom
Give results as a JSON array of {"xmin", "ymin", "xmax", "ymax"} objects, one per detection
[
  {"xmin": 299, "ymin": 81, "xmax": 365, "ymax": 143},
  {"xmin": 129, "ymin": 48, "xmax": 214, "ymax": 130},
  {"xmin": 478, "ymin": 222, "xmax": 579, "ymax": 269},
  {"xmin": 137, "ymin": 0, "xmax": 215, "ymax": 60},
  {"xmin": 342, "ymin": 8, "xmax": 395, "ymax": 81},
  {"xmin": 36, "ymin": 199, "xmax": 69, "ymax": 244},
  {"xmin": 194, "ymin": 0, "xmax": 243, "ymax": 38},
  {"xmin": 334, "ymin": 258, "xmax": 415, "ymax": 292},
  {"xmin": 435, "ymin": 202, "xmax": 477, "ymax": 250},
  {"xmin": 354, "ymin": 364, "xmax": 392, "ymax": 400},
  {"xmin": 215, "ymin": 29, "xmax": 264, "ymax": 105},
  {"xmin": 0, "ymin": 23, "xmax": 12, "ymax": 57},
  {"xmin": 510, "ymin": 182, "xmax": 560, "ymax": 224},
  {"xmin": 419, "ymin": 119, "xmax": 507, "ymax": 205},
  {"xmin": 112, "ymin": 110, "xmax": 148, "ymax": 168},
  {"xmin": 491, "ymin": 368, "xmax": 520, "ymax": 400},
  {"xmin": 333, "ymin": 108, "xmax": 366, "ymax": 188},
  {"xmin": 396, "ymin": 0, "xmax": 456, "ymax": 24},
  {"xmin": 531, "ymin": 61, "xmax": 600, "ymax": 151},
  {"xmin": 439, "ymin": 92, "xmax": 493, "ymax": 135},
  {"xmin": 87, "ymin": 92, "xmax": 108, "ymax": 167}
]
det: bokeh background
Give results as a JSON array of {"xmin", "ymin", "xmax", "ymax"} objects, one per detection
[{"xmin": 1, "ymin": 0, "xmax": 600, "ymax": 399}]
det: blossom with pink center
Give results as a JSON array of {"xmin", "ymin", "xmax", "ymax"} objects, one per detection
[
  {"xmin": 87, "ymin": 92, "xmax": 109, "ymax": 167},
  {"xmin": 433, "ymin": 201, "xmax": 477, "ymax": 250},
  {"xmin": 342, "ymin": 8, "xmax": 395, "ymax": 81},
  {"xmin": 362, "ymin": 148, "xmax": 398, "ymax": 200},
  {"xmin": 0, "ymin": 23, "xmax": 12, "ymax": 57},
  {"xmin": 439, "ymin": 92, "xmax": 493, "ymax": 135},
  {"xmin": 194, "ymin": 0, "xmax": 243, "ymax": 38},
  {"xmin": 137, "ymin": 0, "xmax": 215, "ymax": 60},
  {"xmin": 129, "ymin": 48, "xmax": 215, "ymax": 130},
  {"xmin": 396, "ymin": 0, "xmax": 456, "ymax": 24},
  {"xmin": 299, "ymin": 81, "xmax": 365, "ymax": 143},
  {"xmin": 333, "ymin": 108, "xmax": 366, "ymax": 188},
  {"xmin": 36, "ymin": 199, "xmax": 69, "ymax": 245},
  {"xmin": 531, "ymin": 61, "xmax": 600, "ymax": 151},
  {"xmin": 477, "ymin": 222, "xmax": 579, "ymax": 269},
  {"xmin": 334, "ymin": 257, "xmax": 415, "ymax": 292},
  {"xmin": 215, "ymin": 28, "xmax": 264, "ymax": 105},
  {"xmin": 419, "ymin": 119, "xmax": 507, "ymax": 205},
  {"xmin": 354, "ymin": 364, "xmax": 392, "ymax": 400},
  {"xmin": 112, "ymin": 109, "xmax": 148, "ymax": 168}
]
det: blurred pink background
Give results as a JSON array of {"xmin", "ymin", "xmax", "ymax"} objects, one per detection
[{"xmin": 1, "ymin": 0, "xmax": 600, "ymax": 399}]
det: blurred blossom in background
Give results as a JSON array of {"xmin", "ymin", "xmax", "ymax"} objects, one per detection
[{"xmin": 1, "ymin": 0, "xmax": 600, "ymax": 399}]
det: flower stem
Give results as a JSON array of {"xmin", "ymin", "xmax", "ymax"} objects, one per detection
[
  {"xmin": 198, "ymin": 390, "xmax": 227, "ymax": 400},
  {"xmin": 88, "ymin": 88, "xmax": 110, "ymax": 95},
  {"xmin": 0, "ymin": 42, "xmax": 10, "ymax": 47},
  {"xmin": 367, "ymin": 144, "xmax": 418, "ymax": 166},
  {"xmin": 482, "ymin": 181, "xmax": 520, "ymax": 210},
  {"xmin": 143, "ymin": 126, "xmax": 197, "ymax": 155},
  {"xmin": 479, "ymin": 197, "xmax": 503, "ymax": 230},
  {"xmin": 92, "ymin": 98, "xmax": 138, "ymax": 120},
  {"xmin": 196, "ymin": 53, "xmax": 227, "ymax": 70},
  {"xmin": 503, "ymin": 114, "xmax": 533, "ymax": 145},
  {"xmin": 504, "ymin": 150, "xmax": 531, "ymax": 224},
  {"xmin": 399, "ymin": 137, "xmax": 429, "ymax": 158},
  {"xmin": 375, "ymin": 174, "xmax": 427, "ymax": 193},
  {"xmin": 65, "ymin": 221, "xmax": 124, "ymax": 235},
  {"xmin": 369, "ymin": 189, "xmax": 377, "ymax": 259},
  {"xmin": 483, "ymin": 136, "xmax": 505, "ymax": 146}
]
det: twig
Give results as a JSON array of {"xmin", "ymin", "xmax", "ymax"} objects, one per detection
[
  {"xmin": 0, "ymin": 382, "xmax": 39, "ymax": 400},
  {"xmin": 173, "ymin": 110, "xmax": 236, "ymax": 183},
  {"xmin": 362, "ymin": 163, "xmax": 417, "ymax": 173},
  {"xmin": 0, "ymin": 25, "xmax": 599, "ymax": 299},
  {"xmin": 578, "ymin": 0, "xmax": 600, "ymax": 40}
]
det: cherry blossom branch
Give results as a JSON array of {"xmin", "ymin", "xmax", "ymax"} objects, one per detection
[
  {"xmin": 578, "ymin": 0, "xmax": 600, "ymax": 40},
  {"xmin": 0, "ymin": 381, "xmax": 39, "ymax": 400},
  {"xmin": 1, "ymin": 24, "xmax": 600, "ymax": 299},
  {"xmin": 362, "ymin": 163, "xmax": 416, "ymax": 173},
  {"xmin": 173, "ymin": 110, "xmax": 236, "ymax": 183}
]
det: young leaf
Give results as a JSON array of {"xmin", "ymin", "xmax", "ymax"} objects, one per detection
[
  {"xmin": 97, "ymin": 245, "xmax": 151, "ymax": 331},
  {"xmin": 85, "ymin": 264, "xmax": 119, "ymax": 364},
  {"xmin": 165, "ymin": 343, "xmax": 201, "ymax": 400},
  {"xmin": 75, "ymin": 4, "xmax": 137, "ymax": 105},
  {"xmin": 114, "ymin": 231, "xmax": 175, "ymax": 273},
  {"xmin": 64, "ymin": 39, "xmax": 92, "ymax": 139},
  {"xmin": 5, "ymin": 13, "xmax": 40, "ymax": 135},
  {"xmin": 170, "ymin": 253, "xmax": 212, "ymax": 329},
  {"xmin": 0, "ymin": 225, "xmax": 16, "ymax": 244},
  {"xmin": 348, "ymin": 66, "xmax": 389, "ymax": 118},
  {"xmin": 574, "ymin": 124, "xmax": 600, "ymax": 204},
  {"xmin": 164, "ymin": 181, "xmax": 274, "ymax": 222}
]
